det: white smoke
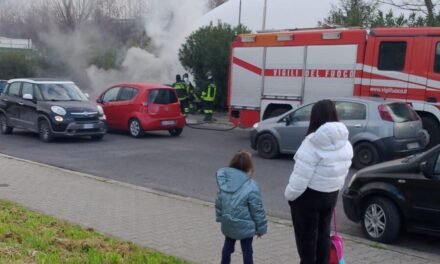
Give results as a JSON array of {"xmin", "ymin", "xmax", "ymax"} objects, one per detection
[{"xmin": 87, "ymin": 0, "xmax": 209, "ymax": 96}]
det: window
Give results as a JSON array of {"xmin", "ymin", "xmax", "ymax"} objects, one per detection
[
  {"xmin": 387, "ymin": 103, "xmax": 419, "ymax": 123},
  {"xmin": 378, "ymin": 42, "xmax": 407, "ymax": 71},
  {"xmin": 434, "ymin": 42, "xmax": 440, "ymax": 73},
  {"xmin": 291, "ymin": 104, "xmax": 313, "ymax": 122},
  {"xmin": 119, "ymin": 87, "xmax": 138, "ymax": 101},
  {"xmin": 102, "ymin": 87, "xmax": 121, "ymax": 102},
  {"xmin": 0, "ymin": 81, "xmax": 6, "ymax": 94},
  {"xmin": 336, "ymin": 102, "xmax": 366, "ymax": 120},
  {"xmin": 7, "ymin": 82, "xmax": 21, "ymax": 97},
  {"xmin": 22, "ymin": 83, "xmax": 34, "ymax": 97},
  {"xmin": 148, "ymin": 89, "xmax": 178, "ymax": 104}
]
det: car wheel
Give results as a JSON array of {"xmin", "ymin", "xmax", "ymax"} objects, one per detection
[
  {"xmin": 0, "ymin": 114, "xmax": 13, "ymax": 134},
  {"xmin": 39, "ymin": 120, "xmax": 53, "ymax": 142},
  {"xmin": 361, "ymin": 197, "xmax": 400, "ymax": 243},
  {"xmin": 353, "ymin": 142, "xmax": 380, "ymax": 169},
  {"xmin": 168, "ymin": 128, "xmax": 183, "ymax": 137},
  {"xmin": 129, "ymin": 119, "xmax": 144, "ymax": 138},
  {"xmin": 257, "ymin": 133, "xmax": 279, "ymax": 159},
  {"xmin": 91, "ymin": 134, "xmax": 104, "ymax": 141},
  {"xmin": 421, "ymin": 116, "xmax": 439, "ymax": 149}
]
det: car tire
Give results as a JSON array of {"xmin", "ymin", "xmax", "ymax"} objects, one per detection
[
  {"xmin": 361, "ymin": 197, "xmax": 400, "ymax": 243},
  {"xmin": 39, "ymin": 119, "xmax": 53, "ymax": 143},
  {"xmin": 168, "ymin": 128, "xmax": 183, "ymax": 137},
  {"xmin": 129, "ymin": 119, "xmax": 144, "ymax": 138},
  {"xmin": 257, "ymin": 133, "xmax": 279, "ymax": 159},
  {"xmin": 421, "ymin": 116, "xmax": 439, "ymax": 149},
  {"xmin": 0, "ymin": 114, "xmax": 13, "ymax": 134},
  {"xmin": 91, "ymin": 134, "xmax": 105, "ymax": 141},
  {"xmin": 353, "ymin": 142, "xmax": 380, "ymax": 169}
]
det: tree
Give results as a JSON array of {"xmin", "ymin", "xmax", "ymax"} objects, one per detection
[
  {"xmin": 379, "ymin": 0, "xmax": 439, "ymax": 25},
  {"xmin": 209, "ymin": 0, "xmax": 228, "ymax": 9},
  {"xmin": 179, "ymin": 22, "xmax": 250, "ymax": 110},
  {"xmin": 321, "ymin": 0, "xmax": 381, "ymax": 27}
]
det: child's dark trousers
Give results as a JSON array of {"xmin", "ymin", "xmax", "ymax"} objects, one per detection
[{"xmin": 221, "ymin": 236, "xmax": 253, "ymax": 264}]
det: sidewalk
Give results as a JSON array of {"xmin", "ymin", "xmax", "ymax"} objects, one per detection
[{"xmin": 0, "ymin": 154, "xmax": 438, "ymax": 264}]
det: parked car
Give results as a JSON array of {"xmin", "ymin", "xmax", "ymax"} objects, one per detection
[
  {"xmin": 97, "ymin": 83, "xmax": 185, "ymax": 137},
  {"xmin": 0, "ymin": 80, "xmax": 6, "ymax": 94},
  {"xmin": 0, "ymin": 78, "xmax": 107, "ymax": 142},
  {"xmin": 250, "ymin": 97, "xmax": 429, "ymax": 169},
  {"xmin": 343, "ymin": 145, "xmax": 440, "ymax": 243}
]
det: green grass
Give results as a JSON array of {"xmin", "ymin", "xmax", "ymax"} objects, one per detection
[{"xmin": 0, "ymin": 200, "xmax": 189, "ymax": 264}]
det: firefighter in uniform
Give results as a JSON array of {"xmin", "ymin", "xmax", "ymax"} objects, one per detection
[
  {"xmin": 201, "ymin": 72, "xmax": 217, "ymax": 122},
  {"xmin": 173, "ymin": 74, "xmax": 189, "ymax": 115}
]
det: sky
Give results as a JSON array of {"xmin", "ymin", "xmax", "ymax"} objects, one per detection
[{"xmin": 199, "ymin": 0, "xmax": 407, "ymax": 31}]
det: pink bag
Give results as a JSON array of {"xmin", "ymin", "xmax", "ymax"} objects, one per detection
[{"xmin": 330, "ymin": 209, "xmax": 346, "ymax": 264}]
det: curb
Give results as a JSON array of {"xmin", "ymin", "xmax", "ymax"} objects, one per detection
[{"xmin": 0, "ymin": 153, "xmax": 438, "ymax": 262}]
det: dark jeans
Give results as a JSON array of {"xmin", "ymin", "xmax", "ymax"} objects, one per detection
[
  {"xmin": 289, "ymin": 188, "xmax": 339, "ymax": 264},
  {"xmin": 221, "ymin": 236, "xmax": 253, "ymax": 264}
]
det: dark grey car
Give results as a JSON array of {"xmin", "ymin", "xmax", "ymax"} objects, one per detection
[
  {"xmin": 0, "ymin": 78, "xmax": 107, "ymax": 142},
  {"xmin": 250, "ymin": 97, "xmax": 429, "ymax": 169}
]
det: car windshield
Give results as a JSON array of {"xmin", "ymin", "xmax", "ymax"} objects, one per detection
[
  {"xmin": 387, "ymin": 103, "xmax": 419, "ymax": 123},
  {"xmin": 148, "ymin": 89, "xmax": 177, "ymax": 104},
  {"xmin": 38, "ymin": 83, "xmax": 87, "ymax": 101}
]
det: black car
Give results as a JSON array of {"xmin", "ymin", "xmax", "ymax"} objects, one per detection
[
  {"xmin": 0, "ymin": 78, "xmax": 107, "ymax": 142},
  {"xmin": 0, "ymin": 80, "xmax": 6, "ymax": 94},
  {"xmin": 343, "ymin": 145, "xmax": 440, "ymax": 243}
]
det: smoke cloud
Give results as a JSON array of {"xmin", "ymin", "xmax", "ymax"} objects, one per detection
[{"xmin": 87, "ymin": 0, "xmax": 209, "ymax": 96}]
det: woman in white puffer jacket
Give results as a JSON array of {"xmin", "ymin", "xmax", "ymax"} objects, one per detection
[{"xmin": 285, "ymin": 99, "xmax": 353, "ymax": 264}]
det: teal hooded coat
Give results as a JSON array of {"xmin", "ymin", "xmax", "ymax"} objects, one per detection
[{"xmin": 215, "ymin": 168, "xmax": 267, "ymax": 240}]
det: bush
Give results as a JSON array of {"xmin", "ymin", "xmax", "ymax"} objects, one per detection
[{"xmin": 0, "ymin": 49, "xmax": 42, "ymax": 79}]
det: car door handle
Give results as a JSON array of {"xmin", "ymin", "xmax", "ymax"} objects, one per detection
[
  {"xmin": 398, "ymin": 179, "xmax": 406, "ymax": 184},
  {"xmin": 18, "ymin": 102, "xmax": 24, "ymax": 105},
  {"xmin": 354, "ymin": 124, "xmax": 362, "ymax": 128},
  {"xmin": 1, "ymin": 98, "xmax": 8, "ymax": 102}
]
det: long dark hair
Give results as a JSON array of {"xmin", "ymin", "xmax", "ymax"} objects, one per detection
[{"xmin": 306, "ymin": 99, "xmax": 339, "ymax": 135}]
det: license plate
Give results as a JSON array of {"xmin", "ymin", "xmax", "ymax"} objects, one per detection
[
  {"xmin": 161, "ymin": 120, "xmax": 176, "ymax": 126},
  {"xmin": 82, "ymin": 124, "xmax": 95, "ymax": 129},
  {"xmin": 407, "ymin": 142, "xmax": 420, "ymax": 150}
]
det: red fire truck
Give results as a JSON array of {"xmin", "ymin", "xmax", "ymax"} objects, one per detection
[{"xmin": 228, "ymin": 27, "xmax": 440, "ymax": 146}]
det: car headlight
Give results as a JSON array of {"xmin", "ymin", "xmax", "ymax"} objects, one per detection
[
  {"xmin": 51, "ymin": 106, "xmax": 66, "ymax": 116},
  {"xmin": 97, "ymin": 105, "xmax": 104, "ymax": 115},
  {"xmin": 253, "ymin": 122, "xmax": 259, "ymax": 129}
]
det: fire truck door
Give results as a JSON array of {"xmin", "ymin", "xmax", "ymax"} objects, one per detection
[
  {"xmin": 303, "ymin": 45, "xmax": 357, "ymax": 103},
  {"xmin": 230, "ymin": 47, "xmax": 264, "ymax": 109},
  {"xmin": 425, "ymin": 38, "xmax": 440, "ymax": 103},
  {"xmin": 367, "ymin": 38, "xmax": 414, "ymax": 99}
]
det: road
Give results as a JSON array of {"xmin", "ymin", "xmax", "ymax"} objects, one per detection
[{"xmin": 0, "ymin": 124, "xmax": 439, "ymax": 255}]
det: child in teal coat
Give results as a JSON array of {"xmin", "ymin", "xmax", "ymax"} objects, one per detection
[{"xmin": 215, "ymin": 150, "xmax": 267, "ymax": 264}]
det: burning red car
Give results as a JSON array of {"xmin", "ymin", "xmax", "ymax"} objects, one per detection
[{"xmin": 97, "ymin": 83, "xmax": 185, "ymax": 137}]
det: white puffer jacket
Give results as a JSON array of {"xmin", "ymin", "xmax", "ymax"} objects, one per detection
[{"xmin": 284, "ymin": 122, "xmax": 353, "ymax": 201}]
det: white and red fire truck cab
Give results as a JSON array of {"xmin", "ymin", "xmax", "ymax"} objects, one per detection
[{"xmin": 228, "ymin": 27, "xmax": 440, "ymax": 145}]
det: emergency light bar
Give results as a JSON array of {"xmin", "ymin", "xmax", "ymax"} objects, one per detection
[
  {"xmin": 322, "ymin": 32, "xmax": 341, "ymax": 40},
  {"xmin": 277, "ymin": 34, "xmax": 294, "ymax": 41},
  {"xmin": 240, "ymin": 35, "xmax": 256, "ymax": 42}
]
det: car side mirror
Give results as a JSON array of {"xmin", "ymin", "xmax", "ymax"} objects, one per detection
[
  {"xmin": 22, "ymin": 93, "xmax": 34, "ymax": 101},
  {"xmin": 420, "ymin": 161, "xmax": 432, "ymax": 178},
  {"xmin": 96, "ymin": 98, "xmax": 102, "ymax": 104}
]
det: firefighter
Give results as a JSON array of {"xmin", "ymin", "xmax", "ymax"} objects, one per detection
[
  {"xmin": 201, "ymin": 72, "xmax": 217, "ymax": 122},
  {"xmin": 173, "ymin": 74, "xmax": 189, "ymax": 115}
]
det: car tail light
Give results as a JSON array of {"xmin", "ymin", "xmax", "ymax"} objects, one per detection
[{"xmin": 378, "ymin": 104, "xmax": 394, "ymax": 122}]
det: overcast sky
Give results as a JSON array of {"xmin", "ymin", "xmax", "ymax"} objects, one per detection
[{"xmin": 200, "ymin": 0, "xmax": 408, "ymax": 31}]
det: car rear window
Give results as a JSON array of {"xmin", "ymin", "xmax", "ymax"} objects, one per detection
[
  {"xmin": 387, "ymin": 103, "xmax": 419, "ymax": 123},
  {"xmin": 148, "ymin": 89, "xmax": 177, "ymax": 104}
]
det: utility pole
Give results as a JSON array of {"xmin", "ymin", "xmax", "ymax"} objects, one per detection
[
  {"xmin": 262, "ymin": 0, "xmax": 267, "ymax": 31},
  {"xmin": 238, "ymin": 0, "xmax": 242, "ymax": 26}
]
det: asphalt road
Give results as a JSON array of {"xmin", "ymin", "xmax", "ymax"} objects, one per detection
[{"xmin": 0, "ymin": 124, "xmax": 439, "ymax": 255}]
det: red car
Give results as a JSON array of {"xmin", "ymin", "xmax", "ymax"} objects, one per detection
[{"xmin": 97, "ymin": 83, "xmax": 185, "ymax": 137}]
